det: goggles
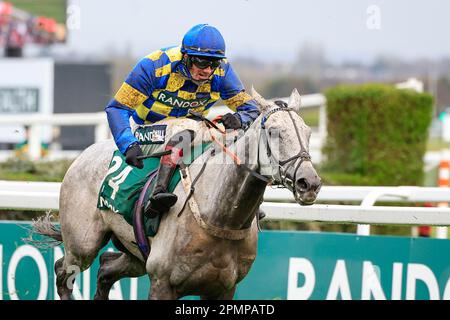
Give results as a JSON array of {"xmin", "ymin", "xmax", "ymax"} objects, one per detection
[{"xmin": 189, "ymin": 55, "xmax": 222, "ymax": 69}]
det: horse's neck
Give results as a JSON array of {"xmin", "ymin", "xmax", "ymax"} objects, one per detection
[{"xmin": 192, "ymin": 121, "xmax": 267, "ymax": 230}]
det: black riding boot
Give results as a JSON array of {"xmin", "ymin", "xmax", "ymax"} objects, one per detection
[
  {"xmin": 144, "ymin": 129, "xmax": 195, "ymax": 218},
  {"xmin": 144, "ymin": 163, "xmax": 178, "ymax": 218}
]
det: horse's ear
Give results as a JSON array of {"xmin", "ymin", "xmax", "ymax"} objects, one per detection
[
  {"xmin": 251, "ymin": 86, "xmax": 272, "ymax": 113},
  {"xmin": 288, "ymin": 88, "xmax": 302, "ymax": 113}
]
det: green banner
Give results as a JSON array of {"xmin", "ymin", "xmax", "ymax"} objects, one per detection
[{"xmin": 1, "ymin": 222, "xmax": 449, "ymax": 300}]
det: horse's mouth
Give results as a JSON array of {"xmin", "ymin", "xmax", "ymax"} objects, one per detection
[{"xmin": 295, "ymin": 191, "xmax": 318, "ymax": 206}]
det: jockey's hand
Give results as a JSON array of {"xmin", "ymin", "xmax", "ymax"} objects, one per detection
[
  {"xmin": 221, "ymin": 113, "xmax": 242, "ymax": 130},
  {"xmin": 125, "ymin": 143, "xmax": 144, "ymax": 169}
]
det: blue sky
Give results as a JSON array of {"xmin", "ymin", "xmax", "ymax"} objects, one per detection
[{"xmin": 53, "ymin": 0, "xmax": 450, "ymax": 63}]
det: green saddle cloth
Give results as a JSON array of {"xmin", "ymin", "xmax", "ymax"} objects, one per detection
[{"xmin": 97, "ymin": 143, "xmax": 211, "ymax": 237}]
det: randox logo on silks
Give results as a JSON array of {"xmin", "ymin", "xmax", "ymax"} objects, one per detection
[
  {"xmin": 134, "ymin": 125, "xmax": 167, "ymax": 144},
  {"xmin": 156, "ymin": 92, "xmax": 209, "ymax": 109}
]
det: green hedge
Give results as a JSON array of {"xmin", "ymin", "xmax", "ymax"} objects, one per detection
[
  {"xmin": 0, "ymin": 158, "xmax": 73, "ymax": 182},
  {"xmin": 323, "ymin": 84, "xmax": 433, "ymax": 186}
]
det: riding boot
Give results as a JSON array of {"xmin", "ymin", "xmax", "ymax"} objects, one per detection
[
  {"xmin": 144, "ymin": 130, "xmax": 195, "ymax": 218},
  {"xmin": 144, "ymin": 163, "xmax": 178, "ymax": 218},
  {"xmin": 144, "ymin": 145, "xmax": 183, "ymax": 218}
]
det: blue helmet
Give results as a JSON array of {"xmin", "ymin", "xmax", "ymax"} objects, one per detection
[{"xmin": 181, "ymin": 24, "xmax": 226, "ymax": 59}]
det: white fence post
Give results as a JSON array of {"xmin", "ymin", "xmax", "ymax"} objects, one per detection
[
  {"xmin": 357, "ymin": 190, "xmax": 409, "ymax": 236},
  {"xmin": 318, "ymin": 102, "xmax": 327, "ymax": 141},
  {"xmin": 28, "ymin": 124, "xmax": 42, "ymax": 160}
]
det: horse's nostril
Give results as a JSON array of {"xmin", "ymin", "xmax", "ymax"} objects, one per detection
[{"xmin": 296, "ymin": 178, "xmax": 309, "ymax": 192}]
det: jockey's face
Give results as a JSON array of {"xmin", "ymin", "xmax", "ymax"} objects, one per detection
[
  {"xmin": 190, "ymin": 63, "xmax": 214, "ymax": 81},
  {"xmin": 186, "ymin": 54, "xmax": 220, "ymax": 81}
]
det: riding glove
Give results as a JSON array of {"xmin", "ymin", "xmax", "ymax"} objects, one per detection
[
  {"xmin": 221, "ymin": 113, "xmax": 242, "ymax": 130},
  {"xmin": 125, "ymin": 143, "xmax": 144, "ymax": 169}
]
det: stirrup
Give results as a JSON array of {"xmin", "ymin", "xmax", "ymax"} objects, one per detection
[{"xmin": 144, "ymin": 192, "xmax": 178, "ymax": 218}]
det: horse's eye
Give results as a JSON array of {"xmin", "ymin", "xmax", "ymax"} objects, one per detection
[{"xmin": 268, "ymin": 128, "xmax": 281, "ymax": 138}]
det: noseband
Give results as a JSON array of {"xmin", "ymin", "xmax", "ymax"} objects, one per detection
[{"xmin": 260, "ymin": 104, "xmax": 312, "ymax": 194}]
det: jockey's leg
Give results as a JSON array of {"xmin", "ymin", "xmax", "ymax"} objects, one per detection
[{"xmin": 145, "ymin": 129, "xmax": 195, "ymax": 218}]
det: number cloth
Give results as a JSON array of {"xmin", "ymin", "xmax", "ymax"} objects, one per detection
[{"xmin": 97, "ymin": 143, "xmax": 211, "ymax": 236}]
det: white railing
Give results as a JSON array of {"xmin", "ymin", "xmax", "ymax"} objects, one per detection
[
  {"xmin": 0, "ymin": 112, "xmax": 110, "ymax": 160},
  {"xmin": 0, "ymin": 92, "xmax": 327, "ymax": 161},
  {"xmin": 0, "ymin": 78, "xmax": 424, "ymax": 162},
  {"xmin": 0, "ymin": 181, "xmax": 448, "ymax": 238}
]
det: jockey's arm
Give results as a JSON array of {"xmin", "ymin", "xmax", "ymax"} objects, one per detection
[
  {"xmin": 105, "ymin": 58, "xmax": 155, "ymax": 154},
  {"xmin": 105, "ymin": 103, "xmax": 136, "ymax": 154},
  {"xmin": 219, "ymin": 62, "xmax": 260, "ymax": 129}
]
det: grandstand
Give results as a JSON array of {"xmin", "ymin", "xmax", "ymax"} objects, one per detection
[{"xmin": 0, "ymin": 0, "xmax": 66, "ymax": 56}]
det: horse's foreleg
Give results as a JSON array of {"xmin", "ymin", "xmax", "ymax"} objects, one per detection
[
  {"xmin": 94, "ymin": 251, "xmax": 146, "ymax": 300},
  {"xmin": 149, "ymin": 278, "xmax": 178, "ymax": 300}
]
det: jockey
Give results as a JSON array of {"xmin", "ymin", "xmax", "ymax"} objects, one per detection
[{"xmin": 105, "ymin": 24, "xmax": 260, "ymax": 217}]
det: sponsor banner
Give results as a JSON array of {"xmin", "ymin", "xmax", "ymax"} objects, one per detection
[{"xmin": 1, "ymin": 223, "xmax": 449, "ymax": 300}]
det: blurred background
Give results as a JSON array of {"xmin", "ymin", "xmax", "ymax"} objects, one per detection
[{"xmin": 1, "ymin": 0, "xmax": 450, "ymax": 235}]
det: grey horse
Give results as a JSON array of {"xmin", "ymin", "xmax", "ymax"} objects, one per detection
[{"xmin": 33, "ymin": 88, "xmax": 321, "ymax": 300}]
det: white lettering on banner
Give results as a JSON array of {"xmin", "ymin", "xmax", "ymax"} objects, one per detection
[
  {"xmin": 287, "ymin": 258, "xmax": 315, "ymax": 300},
  {"xmin": 406, "ymin": 264, "xmax": 440, "ymax": 300},
  {"xmin": 362, "ymin": 261, "xmax": 386, "ymax": 300},
  {"xmin": 130, "ymin": 278, "xmax": 138, "ymax": 300},
  {"xmin": 288, "ymin": 258, "xmax": 450, "ymax": 300},
  {"xmin": 54, "ymin": 247, "xmax": 90, "ymax": 300},
  {"xmin": 326, "ymin": 260, "xmax": 352, "ymax": 300},
  {"xmin": 391, "ymin": 263, "xmax": 403, "ymax": 300},
  {"xmin": 7, "ymin": 245, "xmax": 48, "ymax": 300}
]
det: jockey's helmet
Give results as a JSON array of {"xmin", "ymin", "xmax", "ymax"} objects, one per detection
[{"xmin": 181, "ymin": 24, "xmax": 226, "ymax": 59}]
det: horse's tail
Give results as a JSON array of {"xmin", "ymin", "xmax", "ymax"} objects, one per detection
[{"xmin": 23, "ymin": 212, "xmax": 63, "ymax": 248}]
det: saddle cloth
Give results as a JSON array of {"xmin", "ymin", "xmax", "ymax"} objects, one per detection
[{"xmin": 97, "ymin": 143, "xmax": 211, "ymax": 237}]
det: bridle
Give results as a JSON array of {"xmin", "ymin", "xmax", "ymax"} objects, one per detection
[
  {"xmin": 188, "ymin": 104, "xmax": 313, "ymax": 197},
  {"xmin": 259, "ymin": 105, "xmax": 313, "ymax": 196},
  {"xmin": 175, "ymin": 106, "xmax": 315, "ymax": 237}
]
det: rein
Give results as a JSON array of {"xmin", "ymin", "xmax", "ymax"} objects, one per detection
[
  {"xmin": 188, "ymin": 110, "xmax": 270, "ymax": 184},
  {"xmin": 191, "ymin": 105, "xmax": 313, "ymax": 193}
]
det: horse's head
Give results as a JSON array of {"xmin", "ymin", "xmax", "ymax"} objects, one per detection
[{"xmin": 252, "ymin": 88, "xmax": 322, "ymax": 205}]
